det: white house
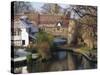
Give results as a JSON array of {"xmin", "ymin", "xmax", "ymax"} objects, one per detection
[
  {"xmin": 11, "ymin": 15, "xmax": 39, "ymax": 47},
  {"xmin": 11, "ymin": 16, "xmax": 29, "ymax": 47}
]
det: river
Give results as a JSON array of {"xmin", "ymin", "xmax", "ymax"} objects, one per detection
[{"xmin": 12, "ymin": 37, "xmax": 97, "ymax": 73}]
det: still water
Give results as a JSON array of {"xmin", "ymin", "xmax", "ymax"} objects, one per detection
[{"xmin": 13, "ymin": 38, "xmax": 97, "ymax": 73}]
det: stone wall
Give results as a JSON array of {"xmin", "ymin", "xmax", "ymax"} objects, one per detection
[{"xmin": 39, "ymin": 25, "xmax": 68, "ymax": 37}]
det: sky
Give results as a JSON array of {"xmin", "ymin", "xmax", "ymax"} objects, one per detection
[
  {"xmin": 30, "ymin": 2, "xmax": 79, "ymax": 19},
  {"xmin": 31, "ymin": 2, "xmax": 70, "ymax": 12}
]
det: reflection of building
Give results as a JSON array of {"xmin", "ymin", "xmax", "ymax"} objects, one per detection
[{"xmin": 11, "ymin": 18, "xmax": 29, "ymax": 47}]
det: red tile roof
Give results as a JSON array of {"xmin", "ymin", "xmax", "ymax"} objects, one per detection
[{"xmin": 13, "ymin": 13, "xmax": 70, "ymax": 27}]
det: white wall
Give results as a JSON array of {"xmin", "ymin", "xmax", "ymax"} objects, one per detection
[
  {"xmin": 21, "ymin": 28, "xmax": 29, "ymax": 47},
  {"xmin": 11, "ymin": 20, "xmax": 29, "ymax": 47}
]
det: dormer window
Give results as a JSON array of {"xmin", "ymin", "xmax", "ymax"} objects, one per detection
[
  {"xmin": 57, "ymin": 22, "xmax": 61, "ymax": 27},
  {"xmin": 57, "ymin": 22, "xmax": 62, "ymax": 30}
]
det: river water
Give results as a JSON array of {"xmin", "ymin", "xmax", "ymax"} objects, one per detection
[{"xmin": 12, "ymin": 38, "xmax": 97, "ymax": 73}]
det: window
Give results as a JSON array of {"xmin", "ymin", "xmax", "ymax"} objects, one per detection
[
  {"xmin": 57, "ymin": 22, "xmax": 62, "ymax": 30},
  {"xmin": 11, "ymin": 40, "xmax": 21, "ymax": 46},
  {"xmin": 12, "ymin": 28, "xmax": 21, "ymax": 36},
  {"xmin": 22, "ymin": 40, "xmax": 25, "ymax": 45},
  {"xmin": 29, "ymin": 28, "xmax": 31, "ymax": 33},
  {"xmin": 17, "ymin": 29, "xmax": 21, "ymax": 35}
]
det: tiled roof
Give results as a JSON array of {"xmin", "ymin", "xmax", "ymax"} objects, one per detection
[{"xmin": 13, "ymin": 13, "xmax": 70, "ymax": 27}]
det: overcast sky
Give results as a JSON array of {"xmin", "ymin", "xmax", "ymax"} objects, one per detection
[
  {"xmin": 31, "ymin": 2, "xmax": 79, "ymax": 19},
  {"xmin": 31, "ymin": 2, "xmax": 70, "ymax": 12}
]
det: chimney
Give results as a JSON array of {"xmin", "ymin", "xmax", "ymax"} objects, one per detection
[{"xmin": 67, "ymin": 11, "xmax": 71, "ymax": 19}]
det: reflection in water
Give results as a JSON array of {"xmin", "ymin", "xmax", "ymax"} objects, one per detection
[
  {"xmin": 58, "ymin": 51, "xmax": 66, "ymax": 60},
  {"xmin": 13, "ymin": 37, "xmax": 97, "ymax": 73},
  {"xmin": 13, "ymin": 49, "xmax": 97, "ymax": 73},
  {"xmin": 67, "ymin": 52, "xmax": 76, "ymax": 70}
]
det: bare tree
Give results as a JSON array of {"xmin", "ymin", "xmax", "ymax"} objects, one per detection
[
  {"xmin": 65, "ymin": 5, "xmax": 97, "ymax": 49},
  {"xmin": 13, "ymin": 1, "xmax": 35, "ymax": 15},
  {"xmin": 74, "ymin": 5, "xmax": 97, "ymax": 49},
  {"xmin": 41, "ymin": 3, "xmax": 62, "ymax": 15}
]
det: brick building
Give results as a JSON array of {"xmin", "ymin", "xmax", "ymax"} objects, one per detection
[{"xmin": 24, "ymin": 12, "xmax": 70, "ymax": 37}]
